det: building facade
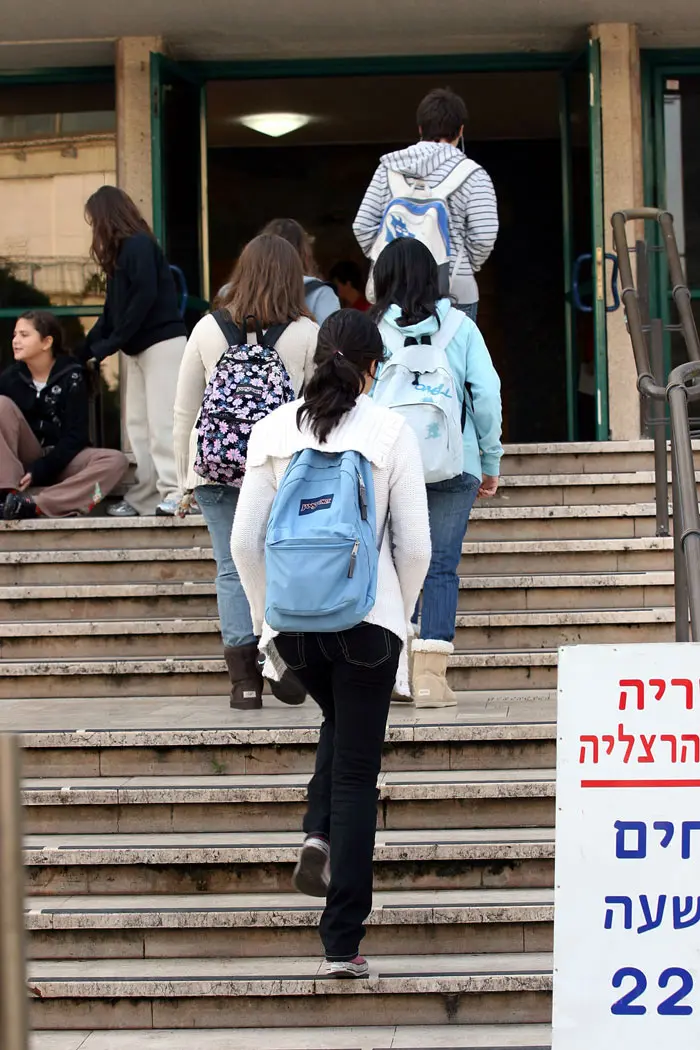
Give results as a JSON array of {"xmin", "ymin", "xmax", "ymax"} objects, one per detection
[{"xmin": 1, "ymin": 3, "xmax": 699, "ymax": 447}]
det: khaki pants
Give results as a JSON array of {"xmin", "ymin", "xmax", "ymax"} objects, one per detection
[
  {"xmin": 0, "ymin": 396, "xmax": 128, "ymax": 517},
  {"xmin": 123, "ymin": 335, "xmax": 186, "ymax": 515}
]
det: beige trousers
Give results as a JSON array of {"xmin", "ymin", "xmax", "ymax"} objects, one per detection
[
  {"xmin": 0, "ymin": 396, "xmax": 128, "ymax": 517},
  {"xmin": 122, "ymin": 335, "xmax": 186, "ymax": 515}
]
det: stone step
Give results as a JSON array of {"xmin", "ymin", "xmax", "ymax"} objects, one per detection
[
  {"xmin": 1, "ymin": 650, "xmax": 564, "ymax": 697},
  {"xmin": 0, "ymin": 535, "xmax": 675, "ymax": 588},
  {"xmin": 0, "ymin": 499, "xmax": 665, "ymax": 552},
  {"xmin": 499, "ymin": 438, "xmax": 700, "ymax": 476},
  {"xmin": 484, "ymin": 470, "xmax": 690, "ymax": 508},
  {"xmin": 0, "ymin": 548, "xmax": 214, "ymax": 586},
  {"xmin": 0, "ymin": 569, "xmax": 675, "ymax": 626},
  {"xmin": 22, "ymin": 768, "xmax": 555, "ymax": 834},
  {"xmin": 459, "ymin": 536, "xmax": 673, "ymax": 575},
  {"xmin": 21, "ymin": 712, "xmax": 556, "ymax": 777},
  {"xmin": 26, "ymin": 887, "xmax": 554, "ymax": 960},
  {"xmin": 27, "ymin": 951, "xmax": 553, "ymax": 1030},
  {"xmin": 0, "ymin": 516, "xmax": 210, "ymax": 552},
  {"xmin": 30, "ymin": 1022, "xmax": 553, "ymax": 1049},
  {"xmin": 455, "ymin": 607, "xmax": 675, "ymax": 649},
  {"xmin": 25, "ymin": 827, "xmax": 555, "ymax": 896},
  {"xmin": 467, "ymin": 503, "xmax": 660, "ymax": 540}
]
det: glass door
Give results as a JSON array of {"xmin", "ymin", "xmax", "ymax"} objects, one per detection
[
  {"xmin": 655, "ymin": 71, "xmax": 700, "ymax": 371},
  {"xmin": 150, "ymin": 54, "xmax": 209, "ymax": 324},
  {"xmin": 560, "ymin": 40, "xmax": 610, "ymax": 440}
]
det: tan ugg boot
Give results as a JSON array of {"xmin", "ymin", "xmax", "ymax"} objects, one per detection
[{"xmin": 411, "ymin": 640, "xmax": 456, "ymax": 708}]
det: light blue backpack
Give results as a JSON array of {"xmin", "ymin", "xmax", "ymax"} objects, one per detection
[{"xmin": 265, "ymin": 448, "xmax": 382, "ymax": 633}]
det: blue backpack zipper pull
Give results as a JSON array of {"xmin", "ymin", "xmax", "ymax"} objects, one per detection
[{"xmin": 348, "ymin": 538, "xmax": 360, "ymax": 578}]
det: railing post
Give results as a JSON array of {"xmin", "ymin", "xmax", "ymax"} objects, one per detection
[
  {"xmin": 667, "ymin": 364, "xmax": 700, "ymax": 641},
  {"xmin": 650, "ymin": 319, "xmax": 670, "ymax": 537},
  {"xmin": 0, "ymin": 734, "xmax": 28, "ymax": 1050},
  {"xmin": 671, "ymin": 438, "xmax": 690, "ymax": 642}
]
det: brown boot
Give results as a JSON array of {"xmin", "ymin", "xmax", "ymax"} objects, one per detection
[{"xmin": 224, "ymin": 644, "xmax": 263, "ymax": 710}]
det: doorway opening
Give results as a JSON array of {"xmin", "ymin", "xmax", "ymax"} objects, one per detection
[{"xmin": 203, "ymin": 69, "xmax": 592, "ymax": 443}]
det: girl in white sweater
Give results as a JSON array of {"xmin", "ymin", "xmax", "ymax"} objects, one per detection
[
  {"xmin": 173, "ymin": 234, "xmax": 318, "ymax": 709},
  {"xmin": 231, "ymin": 310, "xmax": 431, "ymax": 978}
]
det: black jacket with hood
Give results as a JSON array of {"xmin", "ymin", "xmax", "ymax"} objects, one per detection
[
  {"xmin": 85, "ymin": 232, "xmax": 187, "ymax": 361},
  {"xmin": 0, "ymin": 355, "xmax": 90, "ymax": 487}
]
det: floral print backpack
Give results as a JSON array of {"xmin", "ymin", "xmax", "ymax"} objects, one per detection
[{"xmin": 194, "ymin": 311, "xmax": 295, "ymax": 486}]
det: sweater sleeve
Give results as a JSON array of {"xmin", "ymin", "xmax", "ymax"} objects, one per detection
[
  {"xmin": 464, "ymin": 323, "xmax": 503, "ymax": 477},
  {"xmin": 28, "ymin": 368, "xmax": 89, "ymax": 487},
  {"xmin": 386, "ymin": 422, "xmax": 432, "ymax": 623},
  {"xmin": 230, "ymin": 453, "xmax": 277, "ymax": 635},
  {"xmin": 353, "ymin": 164, "xmax": 390, "ymax": 256},
  {"xmin": 463, "ymin": 168, "xmax": 499, "ymax": 272},
  {"xmin": 86, "ymin": 237, "xmax": 160, "ymax": 361},
  {"xmin": 173, "ymin": 319, "xmax": 209, "ymax": 491}
]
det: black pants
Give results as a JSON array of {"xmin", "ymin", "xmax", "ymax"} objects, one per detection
[{"xmin": 275, "ymin": 623, "xmax": 401, "ymax": 960}]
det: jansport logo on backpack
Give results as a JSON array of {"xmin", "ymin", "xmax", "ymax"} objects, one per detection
[
  {"xmin": 265, "ymin": 448, "xmax": 383, "ymax": 633},
  {"xmin": 367, "ymin": 159, "xmax": 479, "ymax": 299},
  {"xmin": 194, "ymin": 312, "xmax": 295, "ymax": 487},
  {"xmin": 373, "ymin": 309, "xmax": 465, "ymax": 484}
]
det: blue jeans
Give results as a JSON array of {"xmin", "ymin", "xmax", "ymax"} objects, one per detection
[
  {"xmin": 417, "ymin": 472, "xmax": 480, "ymax": 642},
  {"xmin": 194, "ymin": 484, "xmax": 256, "ymax": 648},
  {"xmin": 455, "ymin": 303, "xmax": 478, "ymax": 321}
]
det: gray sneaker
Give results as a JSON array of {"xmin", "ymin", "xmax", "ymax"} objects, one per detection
[
  {"xmin": 155, "ymin": 497, "xmax": 180, "ymax": 516},
  {"xmin": 292, "ymin": 835, "xmax": 330, "ymax": 897},
  {"xmin": 107, "ymin": 500, "xmax": 139, "ymax": 517},
  {"xmin": 326, "ymin": 956, "xmax": 369, "ymax": 979}
]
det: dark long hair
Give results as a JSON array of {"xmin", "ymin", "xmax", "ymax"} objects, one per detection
[
  {"xmin": 297, "ymin": 310, "xmax": 385, "ymax": 444},
  {"xmin": 85, "ymin": 185, "xmax": 154, "ymax": 276},
  {"xmin": 18, "ymin": 311, "xmax": 65, "ymax": 357},
  {"xmin": 220, "ymin": 234, "xmax": 312, "ymax": 329},
  {"xmin": 370, "ymin": 238, "xmax": 441, "ymax": 327},
  {"xmin": 261, "ymin": 218, "xmax": 321, "ymax": 278}
]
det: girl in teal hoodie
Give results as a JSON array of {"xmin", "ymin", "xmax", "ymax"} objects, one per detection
[{"xmin": 371, "ymin": 238, "xmax": 503, "ymax": 707}]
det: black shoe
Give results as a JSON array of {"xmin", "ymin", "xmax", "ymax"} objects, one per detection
[
  {"xmin": 3, "ymin": 492, "xmax": 39, "ymax": 520},
  {"xmin": 268, "ymin": 669, "xmax": 307, "ymax": 706}
]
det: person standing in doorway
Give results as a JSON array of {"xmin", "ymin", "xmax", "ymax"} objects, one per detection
[
  {"xmin": 0, "ymin": 311, "xmax": 128, "ymax": 518},
  {"xmin": 329, "ymin": 261, "xmax": 371, "ymax": 312},
  {"xmin": 353, "ymin": 87, "xmax": 499, "ymax": 320},
  {"xmin": 371, "ymin": 238, "xmax": 502, "ymax": 707},
  {"xmin": 261, "ymin": 219, "xmax": 341, "ymax": 325},
  {"xmin": 81, "ymin": 185, "xmax": 188, "ymax": 516},
  {"xmin": 231, "ymin": 309, "xmax": 431, "ymax": 977},
  {"xmin": 173, "ymin": 234, "xmax": 318, "ymax": 710}
]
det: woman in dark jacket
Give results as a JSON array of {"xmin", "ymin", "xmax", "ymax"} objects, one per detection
[
  {"xmin": 82, "ymin": 185, "xmax": 187, "ymax": 516},
  {"xmin": 0, "ymin": 311, "xmax": 127, "ymax": 519}
]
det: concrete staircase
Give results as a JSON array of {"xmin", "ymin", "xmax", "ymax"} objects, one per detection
[{"xmin": 0, "ymin": 440, "xmax": 689, "ymax": 1049}]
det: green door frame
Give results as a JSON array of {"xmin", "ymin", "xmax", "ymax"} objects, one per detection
[{"xmin": 641, "ymin": 49, "xmax": 700, "ymax": 376}]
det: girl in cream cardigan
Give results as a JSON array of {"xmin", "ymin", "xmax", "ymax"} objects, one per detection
[{"xmin": 231, "ymin": 310, "xmax": 431, "ymax": 979}]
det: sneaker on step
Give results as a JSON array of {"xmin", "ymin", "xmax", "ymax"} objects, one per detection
[
  {"xmin": 3, "ymin": 492, "xmax": 39, "ymax": 520},
  {"xmin": 326, "ymin": 955, "xmax": 369, "ymax": 979},
  {"xmin": 155, "ymin": 497, "xmax": 180, "ymax": 516},
  {"xmin": 292, "ymin": 835, "xmax": 330, "ymax": 897},
  {"xmin": 107, "ymin": 499, "xmax": 139, "ymax": 517}
]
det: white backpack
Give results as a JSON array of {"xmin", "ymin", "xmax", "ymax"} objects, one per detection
[
  {"xmin": 374, "ymin": 309, "xmax": 465, "ymax": 483},
  {"xmin": 367, "ymin": 158, "xmax": 479, "ymax": 300}
]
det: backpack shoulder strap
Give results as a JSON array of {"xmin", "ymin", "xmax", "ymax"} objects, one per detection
[
  {"xmin": 433, "ymin": 157, "xmax": 481, "ymax": 200},
  {"xmin": 387, "ymin": 169, "xmax": 413, "ymax": 199},
  {"xmin": 429, "ymin": 308, "xmax": 467, "ymax": 353},
  {"xmin": 304, "ymin": 279, "xmax": 333, "ymax": 295},
  {"xmin": 262, "ymin": 321, "xmax": 292, "ymax": 349},
  {"xmin": 212, "ymin": 309, "xmax": 242, "ymax": 348}
]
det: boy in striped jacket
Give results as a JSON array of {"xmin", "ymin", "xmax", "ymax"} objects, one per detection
[{"xmin": 352, "ymin": 87, "xmax": 498, "ymax": 321}]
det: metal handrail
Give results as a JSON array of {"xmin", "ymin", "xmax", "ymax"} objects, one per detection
[
  {"xmin": 0, "ymin": 734, "xmax": 28, "ymax": 1050},
  {"xmin": 612, "ymin": 207, "xmax": 700, "ymax": 642}
]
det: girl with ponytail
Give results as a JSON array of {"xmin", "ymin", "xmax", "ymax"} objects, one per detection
[{"xmin": 231, "ymin": 308, "xmax": 431, "ymax": 979}]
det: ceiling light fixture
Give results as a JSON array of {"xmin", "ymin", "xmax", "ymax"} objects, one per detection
[{"xmin": 239, "ymin": 112, "xmax": 312, "ymax": 138}]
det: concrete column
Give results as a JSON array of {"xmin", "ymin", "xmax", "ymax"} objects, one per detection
[
  {"xmin": 115, "ymin": 36, "xmax": 163, "ymax": 226},
  {"xmin": 115, "ymin": 37, "xmax": 163, "ymax": 454},
  {"xmin": 590, "ymin": 23, "xmax": 644, "ymax": 440}
]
